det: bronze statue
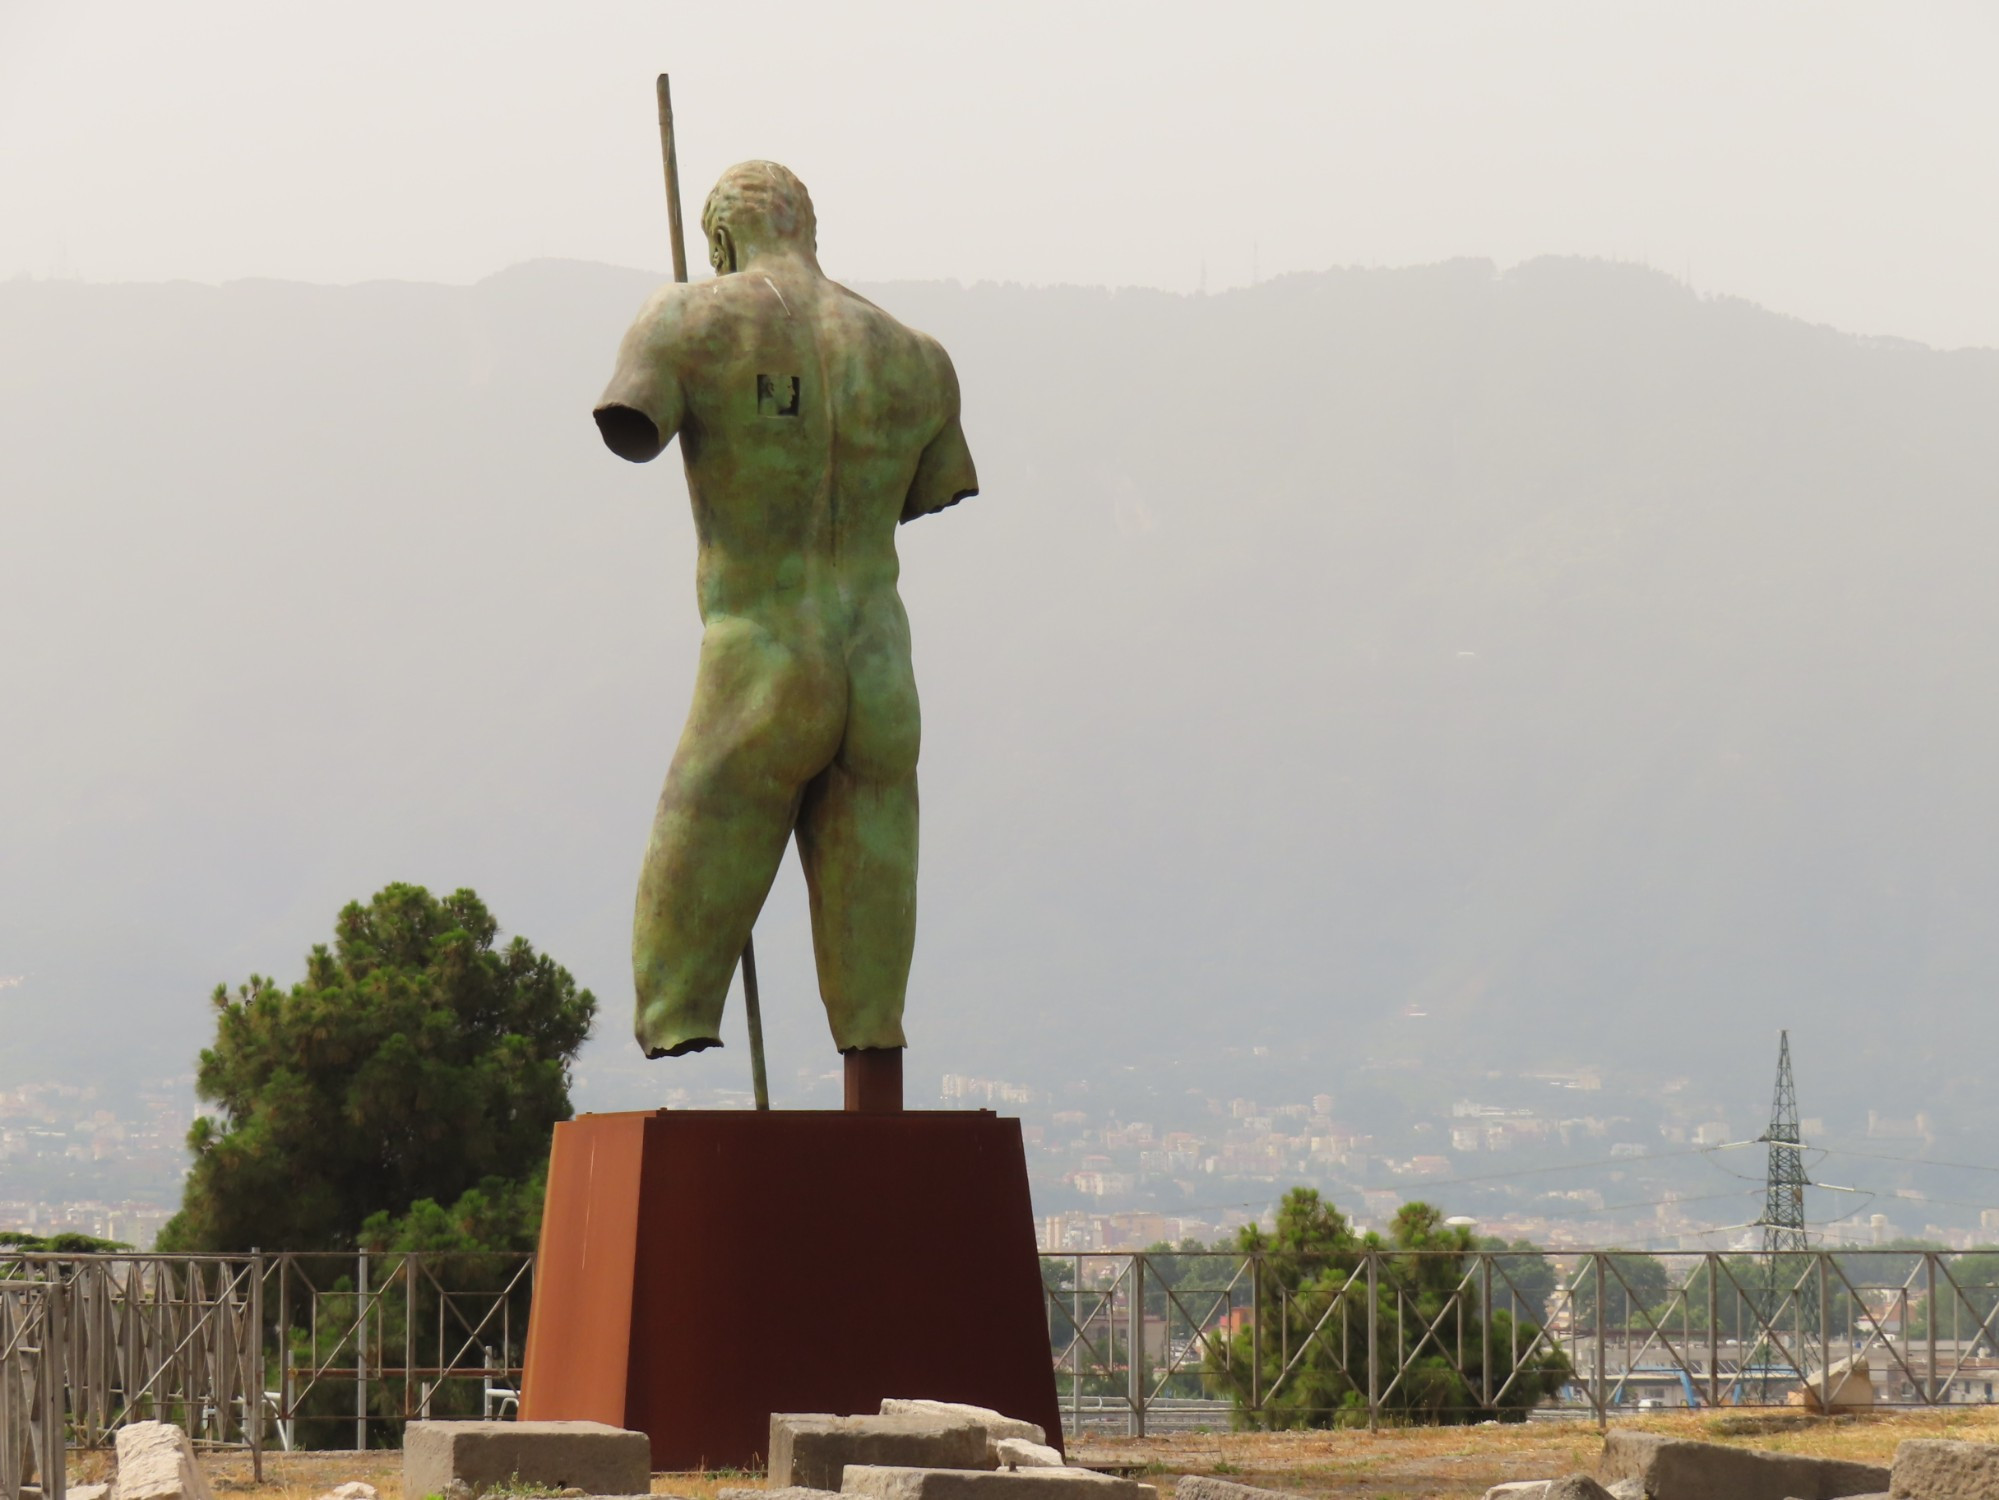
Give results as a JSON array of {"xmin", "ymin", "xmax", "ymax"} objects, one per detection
[{"xmin": 594, "ymin": 161, "xmax": 976, "ymax": 1098}]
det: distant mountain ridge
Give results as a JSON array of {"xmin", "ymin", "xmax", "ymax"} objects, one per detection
[{"xmin": 3, "ymin": 255, "xmax": 1995, "ymax": 1134}]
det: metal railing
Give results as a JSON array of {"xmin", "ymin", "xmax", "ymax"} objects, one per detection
[
  {"xmin": 0, "ymin": 1250, "xmax": 531, "ymax": 1493},
  {"xmin": 9, "ymin": 1244, "xmax": 1999, "ymax": 1491},
  {"xmin": 1046, "ymin": 1248, "xmax": 1999, "ymax": 1433},
  {"xmin": 1, "ymin": 1280, "xmax": 65, "ymax": 1500}
]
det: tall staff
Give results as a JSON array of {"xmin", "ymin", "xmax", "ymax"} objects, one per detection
[
  {"xmin": 654, "ymin": 74, "xmax": 689, "ymax": 284},
  {"xmin": 655, "ymin": 73, "xmax": 771, "ymax": 1110}
]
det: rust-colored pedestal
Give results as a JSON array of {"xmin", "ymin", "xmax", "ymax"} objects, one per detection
[{"xmin": 519, "ymin": 1109, "xmax": 1060, "ymax": 1470}]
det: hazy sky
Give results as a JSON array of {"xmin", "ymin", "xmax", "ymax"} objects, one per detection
[{"xmin": 3, "ymin": 1, "xmax": 1996, "ymax": 349}]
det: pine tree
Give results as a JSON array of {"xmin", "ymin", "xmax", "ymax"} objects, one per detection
[{"xmin": 158, "ymin": 883, "xmax": 594, "ymax": 1251}]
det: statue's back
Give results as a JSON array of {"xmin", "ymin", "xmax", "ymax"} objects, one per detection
[{"xmin": 668, "ymin": 268, "xmax": 960, "ymax": 558}]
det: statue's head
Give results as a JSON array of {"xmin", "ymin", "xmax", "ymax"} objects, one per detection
[{"xmin": 702, "ymin": 161, "xmax": 817, "ymax": 274}]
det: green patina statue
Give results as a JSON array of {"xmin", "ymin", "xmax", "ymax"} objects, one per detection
[{"xmin": 594, "ymin": 161, "xmax": 977, "ymax": 1080}]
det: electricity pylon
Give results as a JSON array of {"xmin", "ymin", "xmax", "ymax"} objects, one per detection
[{"xmin": 1761, "ymin": 1030, "xmax": 1809, "ymax": 1254}]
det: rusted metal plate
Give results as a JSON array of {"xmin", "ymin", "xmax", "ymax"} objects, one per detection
[
  {"xmin": 521, "ymin": 1109, "xmax": 1058, "ymax": 1469},
  {"xmin": 519, "ymin": 1112, "xmax": 647, "ymax": 1425}
]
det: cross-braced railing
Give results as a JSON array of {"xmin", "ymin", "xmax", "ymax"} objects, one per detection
[
  {"xmin": 1043, "ymin": 1249, "xmax": 1999, "ymax": 1435},
  {"xmin": 1, "ymin": 1280, "xmax": 66, "ymax": 1500},
  {"xmin": 268, "ymin": 1251, "xmax": 533, "ymax": 1451},
  {"xmin": 12, "ymin": 1244, "xmax": 1999, "ymax": 1485},
  {"xmin": 0, "ymin": 1251, "xmax": 532, "ymax": 1495}
]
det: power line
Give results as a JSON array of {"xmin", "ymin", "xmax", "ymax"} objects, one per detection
[{"xmin": 1819, "ymin": 1144, "xmax": 1999, "ymax": 1176}]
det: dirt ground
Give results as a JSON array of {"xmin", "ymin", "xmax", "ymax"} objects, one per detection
[{"xmin": 92, "ymin": 1408, "xmax": 1999, "ymax": 1500}]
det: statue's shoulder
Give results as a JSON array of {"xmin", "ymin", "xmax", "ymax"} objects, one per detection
[
  {"xmin": 628, "ymin": 276, "xmax": 740, "ymax": 338},
  {"xmin": 615, "ymin": 277, "xmax": 795, "ymax": 393},
  {"xmin": 820, "ymin": 280, "xmax": 957, "ymax": 381}
]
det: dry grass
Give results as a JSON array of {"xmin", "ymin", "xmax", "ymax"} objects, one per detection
[
  {"xmin": 104, "ymin": 1409, "xmax": 1999, "ymax": 1500},
  {"xmin": 1070, "ymin": 1407, "xmax": 1999, "ymax": 1497},
  {"xmin": 85, "ymin": 1451, "xmax": 753, "ymax": 1500}
]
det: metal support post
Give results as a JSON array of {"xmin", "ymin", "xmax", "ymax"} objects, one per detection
[
  {"xmin": 1594, "ymin": 1255, "xmax": 1608, "ymax": 1431},
  {"xmin": 1126, "ymin": 1256, "xmax": 1145, "ymax": 1437},
  {"xmin": 1926, "ymin": 1254, "xmax": 1938, "ymax": 1403},
  {"xmin": 250, "ymin": 1250, "xmax": 265, "ymax": 1482},
  {"xmin": 1365, "ymin": 1252, "xmax": 1378, "ymax": 1432},
  {"xmin": 1819, "ymin": 1252, "xmax": 1831, "ymax": 1408},
  {"xmin": 44, "ymin": 1279, "xmax": 67, "ymax": 1500},
  {"xmin": 1707, "ymin": 1254, "xmax": 1719, "ymax": 1408},
  {"xmin": 406, "ymin": 1254, "xmax": 418, "ymax": 1422},
  {"xmin": 356, "ymin": 1249, "xmax": 369, "ymax": 1451},
  {"xmin": 1481, "ymin": 1257, "xmax": 1493, "ymax": 1410},
  {"xmin": 278, "ymin": 1255, "xmax": 292, "ymax": 1452},
  {"xmin": 1070, "ymin": 1257, "xmax": 1081, "ymax": 1439},
  {"xmin": 1251, "ymin": 1255, "xmax": 1263, "ymax": 1418}
]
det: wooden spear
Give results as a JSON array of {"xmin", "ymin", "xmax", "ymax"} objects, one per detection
[{"xmin": 655, "ymin": 73, "xmax": 770, "ymax": 1110}]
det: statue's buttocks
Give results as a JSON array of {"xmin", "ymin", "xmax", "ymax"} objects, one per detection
[{"xmin": 594, "ymin": 162, "xmax": 976, "ymax": 1063}]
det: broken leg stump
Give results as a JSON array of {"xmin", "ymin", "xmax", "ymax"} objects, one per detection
[{"xmin": 519, "ymin": 1109, "xmax": 1059, "ymax": 1470}]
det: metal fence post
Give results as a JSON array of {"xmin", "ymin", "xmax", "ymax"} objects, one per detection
[
  {"xmin": 356, "ymin": 1249, "xmax": 369, "ymax": 1451},
  {"xmin": 1594, "ymin": 1255, "xmax": 1607, "ymax": 1432},
  {"xmin": 1926, "ymin": 1254, "xmax": 1939, "ymax": 1404},
  {"xmin": 405, "ymin": 1253, "xmax": 418, "ymax": 1423},
  {"xmin": 1070, "ymin": 1256, "xmax": 1081, "ymax": 1440},
  {"xmin": 1126, "ymin": 1255, "xmax": 1145, "ymax": 1438},
  {"xmin": 250, "ymin": 1250, "xmax": 265, "ymax": 1483},
  {"xmin": 1250, "ymin": 1254, "xmax": 1262, "ymax": 1419},
  {"xmin": 44, "ymin": 1277, "xmax": 67, "ymax": 1500},
  {"xmin": 1366, "ymin": 1251, "xmax": 1378, "ymax": 1432},
  {"xmin": 278, "ymin": 1255, "xmax": 292, "ymax": 1454},
  {"xmin": 1818, "ymin": 1250, "xmax": 1831, "ymax": 1409},
  {"xmin": 1706, "ymin": 1253, "xmax": 1719, "ymax": 1409},
  {"xmin": 1480, "ymin": 1254, "xmax": 1492, "ymax": 1411}
]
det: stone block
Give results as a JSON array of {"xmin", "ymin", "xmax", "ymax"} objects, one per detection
[
  {"xmin": 1544, "ymin": 1483, "xmax": 1614, "ymax": 1500},
  {"xmin": 71, "ymin": 1485, "xmax": 111, "ymax": 1500},
  {"xmin": 722, "ymin": 1490, "xmax": 842, "ymax": 1500},
  {"xmin": 402, "ymin": 1419, "xmax": 650, "ymax": 1500},
  {"xmin": 1480, "ymin": 1484, "xmax": 1548, "ymax": 1500},
  {"xmin": 1603, "ymin": 1483, "xmax": 1643, "ymax": 1500},
  {"xmin": 1176, "ymin": 1479, "xmax": 1292, "ymax": 1500},
  {"xmin": 881, "ymin": 1402, "xmax": 1045, "ymax": 1448},
  {"xmin": 842, "ymin": 1467, "xmax": 1152, "ymax": 1500},
  {"xmin": 114, "ymin": 1421, "xmax": 215, "ymax": 1500},
  {"xmin": 771, "ymin": 1416, "xmax": 994, "ymax": 1491},
  {"xmin": 993, "ymin": 1440, "xmax": 1064, "ymax": 1471},
  {"xmin": 1891, "ymin": 1438, "xmax": 1999, "ymax": 1498},
  {"xmin": 316, "ymin": 1485, "xmax": 379, "ymax": 1500},
  {"xmin": 1601, "ymin": 1431, "xmax": 1888, "ymax": 1500}
]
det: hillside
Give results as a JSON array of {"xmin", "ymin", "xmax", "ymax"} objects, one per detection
[{"xmin": 3, "ymin": 256, "xmax": 1996, "ymax": 1137}]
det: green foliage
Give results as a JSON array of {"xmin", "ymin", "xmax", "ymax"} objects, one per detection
[
  {"xmin": 1570, "ymin": 1251, "xmax": 1672, "ymax": 1327},
  {"xmin": 0, "ymin": 1231, "xmax": 132, "ymax": 1254},
  {"xmin": 1142, "ymin": 1237, "xmax": 1245, "ymax": 1322},
  {"xmin": 1668, "ymin": 1253, "xmax": 1867, "ymax": 1340},
  {"xmin": 1477, "ymin": 1236, "xmax": 1557, "ymax": 1325},
  {"xmin": 1203, "ymin": 1188, "xmax": 1569, "ymax": 1427},
  {"xmin": 360, "ymin": 1172, "xmax": 548, "ymax": 1256},
  {"xmin": 1896, "ymin": 1249, "xmax": 1999, "ymax": 1340},
  {"xmin": 159, "ymin": 883, "xmax": 594, "ymax": 1252}
]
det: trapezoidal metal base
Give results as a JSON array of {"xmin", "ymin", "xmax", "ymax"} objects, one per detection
[{"xmin": 519, "ymin": 1109, "xmax": 1061, "ymax": 1470}]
